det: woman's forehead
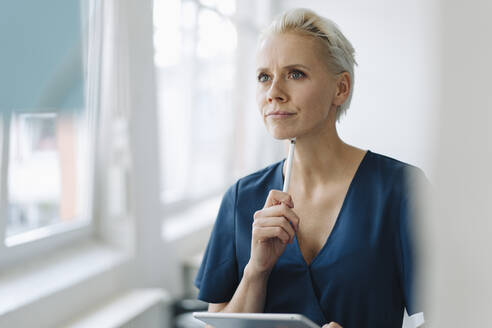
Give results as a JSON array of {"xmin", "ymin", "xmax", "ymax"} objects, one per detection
[{"xmin": 256, "ymin": 33, "xmax": 325, "ymax": 70}]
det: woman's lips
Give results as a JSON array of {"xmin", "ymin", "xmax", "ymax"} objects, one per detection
[{"xmin": 266, "ymin": 111, "xmax": 296, "ymax": 118}]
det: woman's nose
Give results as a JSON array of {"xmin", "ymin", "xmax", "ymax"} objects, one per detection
[{"xmin": 267, "ymin": 79, "xmax": 287, "ymax": 103}]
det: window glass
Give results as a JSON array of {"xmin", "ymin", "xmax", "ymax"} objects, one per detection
[
  {"xmin": 7, "ymin": 112, "xmax": 88, "ymax": 237},
  {"xmin": 154, "ymin": 0, "xmax": 237, "ymax": 204},
  {"xmin": 1, "ymin": 0, "xmax": 90, "ymax": 240}
]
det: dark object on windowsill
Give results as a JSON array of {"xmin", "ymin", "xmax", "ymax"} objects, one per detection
[
  {"xmin": 173, "ymin": 298, "xmax": 208, "ymax": 317},
  {"xmin": 173, "ymin": 298, "xmax": 208, "ymax": 328}
]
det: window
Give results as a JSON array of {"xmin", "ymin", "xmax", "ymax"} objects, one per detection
[
  {"xmin": 153, "ymin": 0, "xmax": 283, "ymax": 220},
  {"xmin": 0, "ymin": 0, "xmax": 92, "ymax": 249},
  {"xmin": 4, "ymin": 111, "xmax": 90, "ymax": 243},
  {"xmin": 154, "ymin": 0, "xmax": 237, "ymax": 205}
]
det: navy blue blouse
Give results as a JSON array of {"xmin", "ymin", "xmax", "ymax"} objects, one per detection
[{"xmin": 194, "ymin": 150, "xmax": 426, "ymax": 327}]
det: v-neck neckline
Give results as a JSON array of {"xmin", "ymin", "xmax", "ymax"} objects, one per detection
[{"xmin": 276, "ymin": 150, "xmax": 371, "ymax": 268}]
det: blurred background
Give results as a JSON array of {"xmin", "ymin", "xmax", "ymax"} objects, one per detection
[{"xmin": 0, "ymin": 0, "xmax": 490, "ymax": 327}]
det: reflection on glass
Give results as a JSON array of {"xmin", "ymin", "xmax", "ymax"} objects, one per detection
[
  {"xmin": 154, "ymin": 0, "xmax": 237, "ymax": 203},
  {"xmin": 200, "ymin": 0, "xmax": 236, "ymax": 15},
  {"xmin": 153, "ymin": 0, "xmax": 181, "ymax": 68},
  {"xmin": 197, "ymin": 9, "xmax": 237, "ymax": 59},
  {"xmin": 7, "ymin": 113, "xmax": 86, "ymax": 237}
]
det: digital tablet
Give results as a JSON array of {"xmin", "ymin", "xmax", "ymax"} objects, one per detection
[{"xmin": 192, "ymin": 312, "xmax": 321, "ymax": 328}]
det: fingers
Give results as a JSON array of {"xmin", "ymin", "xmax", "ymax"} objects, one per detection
[
  {"xmin": 322, "ymin": 322, "xmax": 343, "ymax": 328},
  {"xmin": 253, "ymin": 190, "xmax": 298, "ymax": 244},
  {"xmin": 252, "ymin": 216, "xmax": 296, "ymax": 243},
  {"xmin": 264, "ymin": 189, "xmax": 294, "ymax": 208},
  {"xmin": 253, "ymin": 226, "xmax": 291, "ymax": 244},
  {"xmin": 255, "ymin": 203, "xmax": 300, "ymax": 231}
]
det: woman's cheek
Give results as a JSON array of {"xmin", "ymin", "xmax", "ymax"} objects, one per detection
[
  {"xmin": 256, "ymin": 89, "xmax": 267, "ymax": 110},
  {"xmin": 256, "ymin": 94, "xmax": 265, "ymax": 115}
]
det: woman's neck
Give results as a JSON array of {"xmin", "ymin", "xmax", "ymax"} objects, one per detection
[{"xmin": 282, "ymin": 120, "xmax": 362, "ymax": 196}]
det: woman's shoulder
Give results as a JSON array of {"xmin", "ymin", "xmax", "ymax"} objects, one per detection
[
  {"xmin": 225, "ymin": 160, "xmax": 284, "ymax": 199},
  {"xmin": 368, "ymin": 149, "xmax": 417, "ymax": 170},
  {"xmin": 239, "ymin": 160, "xmax": 283, "ymax": 190},
  {"xmin": 366, "ymin": 150, "xmax": 428, "ymax": 193},
  {"xmin": 367, "ymin": 150, "xmax": 424, "ymax": 175}
]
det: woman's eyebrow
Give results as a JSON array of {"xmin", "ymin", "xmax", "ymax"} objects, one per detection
[
  {"xmin": 283, "ymin": 64, "xmax": 311, "ymax": 71},
  {"xmin": 256, "ymin": 64, "xmax": 311, "ymax": 73}
]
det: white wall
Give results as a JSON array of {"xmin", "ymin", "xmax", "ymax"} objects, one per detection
[
  {"xmin": 277, "ymin": 0, "xmax": 440, "ymax": 180},
  {"xmin": 422, "ymin": 0, "xmax": 492, "ymax": 325}
]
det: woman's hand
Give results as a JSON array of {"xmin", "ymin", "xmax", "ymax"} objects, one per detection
[
  {"xmin": 322, "ymin": 322, "xmax": 343, "ymax": 328},
  {"xmin": 247, "ymin": 190, "xmax": 300, "ymax": 275}
]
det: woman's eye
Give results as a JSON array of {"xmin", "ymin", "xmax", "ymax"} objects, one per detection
[
  {"xmin": 288, "ymin": 70, "xmax": 305, "ymax": 80},
  {"xmin": 257, "ymin": 73, "xmax": 270, "ymax": 83}
]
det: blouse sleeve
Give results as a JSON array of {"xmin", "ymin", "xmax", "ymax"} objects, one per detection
[
  {"xmin": 398, "ymin": 166, "xmax": 430, "ymax": 316},
  {"xmin": 194, "ymin": 183, "xmax": 239, "ymax": 303}
]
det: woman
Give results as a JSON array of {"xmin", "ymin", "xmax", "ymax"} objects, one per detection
[{"xmin": 194, "ymin": 8, "xmax": 426, "ymax": 328}]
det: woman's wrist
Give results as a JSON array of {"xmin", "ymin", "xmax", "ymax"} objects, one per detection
[
  {"xmin": 244, "ymin": 262, "xmax": 271, "ymax": 284},
  {"xmin": 223, "ymin": 262, "xmax": 270, "ymax": 313}
]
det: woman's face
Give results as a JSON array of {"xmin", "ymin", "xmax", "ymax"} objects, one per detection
[{"xmin": 255, "ymin": 32, "xmax": 343, "ymax": 140}]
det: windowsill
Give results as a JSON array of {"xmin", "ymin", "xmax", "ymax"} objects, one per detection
[
  {"xmin": 63, "ymin": 288, "xmax": 171, "ymax": 328},
  {"xmin": 5, "ymin": 219, "xmax": 92, "ymax": 247},
  {"xmin": 161, "ymin": 195, "xmax": 221, "ymax": 242},
  {"xmin": 0, "ymin": 239, "xmax": 131, "ymax": 318}
]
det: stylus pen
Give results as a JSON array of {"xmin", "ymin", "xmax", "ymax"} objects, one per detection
[{"xmin": 282, "ymin": 138, "xmax": 296, "ymax": 193}]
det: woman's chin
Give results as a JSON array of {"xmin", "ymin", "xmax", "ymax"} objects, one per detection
[
  {"xmin": 264, "ymin": 121, "xmax": 301, "ymax": 140},
  {"xmin": 269, "ymin": 130, "xmax": 297, "ymax": 140}
]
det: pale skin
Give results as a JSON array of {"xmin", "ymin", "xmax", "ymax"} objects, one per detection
[{"xmin": 204, "ymin": 32, "xmax": 368, "ymax": 328}]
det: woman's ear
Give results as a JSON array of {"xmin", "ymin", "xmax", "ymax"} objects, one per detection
[{"xmin": 333, "ymin": 72, "xmax": 351, "ymax": 106}]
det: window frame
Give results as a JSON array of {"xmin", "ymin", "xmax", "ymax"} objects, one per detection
[
  {"xmin": 0, "ymin": 108, "xmax": 96, "ymax": 270},
  {"xmin": 0, "ymin": 1, "xmax": 97, "ymax": 270}
]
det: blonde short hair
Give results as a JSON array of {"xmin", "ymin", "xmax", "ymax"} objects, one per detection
[{"xmin": 260, "ymin": 8, "xmax": 357, "ymax": 122}]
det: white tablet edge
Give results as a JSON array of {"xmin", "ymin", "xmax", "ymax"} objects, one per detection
[{"xmin": 192, "ymin": 312, "xmax": 321, "ymax": 328}]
